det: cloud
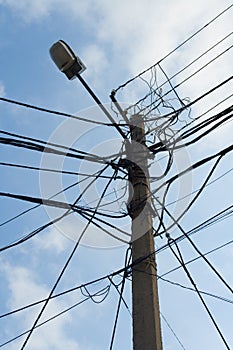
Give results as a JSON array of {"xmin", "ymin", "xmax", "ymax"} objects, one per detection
[
  {"xmin": 33, "ymin": 226, "xmax": 70, "ymax": 254},
  {"xmin": 0, "ymin": 260, "xmax": 81, "ymax": 349}
]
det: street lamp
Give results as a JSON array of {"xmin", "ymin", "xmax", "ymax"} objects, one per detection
[
  {"xmin": 49, "ymin": 40, "xmax": 127, "ymax": 139},
  {"xmin": 49, "ymin": 40, "xmax": 86, "ymax": 80}
]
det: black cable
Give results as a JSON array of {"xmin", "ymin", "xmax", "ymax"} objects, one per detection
[
  {"xmin": 109, "ymin": 247, "xmax": 131, "ymax": 350},
  {"xmin": 0, "ymin": 161, "xmax": 124, "ymax": 178},
  {"xmin": 160, "ymin": 238, "xmax": 233, "ymax": 280},
  {"xmin": 145, "ymin": 93, "xmax": 233, "ymax": 142},
  {"xmin": 142, "ymin": 44, "xmax": 233, "ymax": 115},
  {"xmin": 159, "ymin": 275, "xmax": 233, "ymax": 305},
  {"xmin": 163, "ymin": 165, "xmax": 233, "ymax": 208},
  {"xmin": 148, "ymin": 105, "xmax": 233, "ymax": 155},
  {"xmin": 142, "ymin": 32, "xmax": 233, "ymax": 113},
  {"xmin": 156, "ymin": 204, "xmax": 233, "ymax": 256},
  {"xmin": 19, "ymin": 165, "xmax": 116, "ymax": 349},
  {"xmin": 0, "ymin": 164, "xmax": 110, "ymax": 252},
  {"xmin": 155, "ymin": 195, "xmax": 233, "ymax": 293},
  {"xmin": 0, "ymin": 285, "xmax": 111, "ymax": 348},
  {"xmin": 168, "ymin": 238, "xmax": 230, "ymax": 350},
  {"xmin": 0, "ymin": 274, "xmax": 121, "ymax": 320},
  {"xmin": 147, "ymin": 75, "xmax": 233, "ymax": 123},
  {"xmin": 1, "ymin": 234, "xmax": 231, "ymax": 323},
  {"xmin": 0, "ymin": 97, "xmax": 112, "ymax": 125},
  {"xmin": 0, "ymin": 213, "xmax": 72, "ymax": 252},
  {"xmin": 113, "ymin": 4, "xmax": 233, "ymax": 92},
  {"xmin": 177, "ymin": 93, "xmax": 233, "ymax": 135},
  {"xmin": 151, "ymin": 142, "xmax": 233, "ymax": 198},
  {"xmin": 0, "ymin": 170, "xmax": 95, "ymax": 228},
  {"xmin": 0, "ymin": 129, "xmax": 124, "ymax": 162},
  {"xmin": 0, "ymin": 191, "xmax": 127, "ymax": 219},
  {"xmin": 160, "ymin": 312, "xmax": 186, "ymax": 350},
  {"xmin": 0, "ymin": 136, "xmax": 109, "ymax": 164}
]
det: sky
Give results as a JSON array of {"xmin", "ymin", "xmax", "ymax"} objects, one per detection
[{"xmin": 0, "ymin": 0, "xmax": 233, "ymax": 349}]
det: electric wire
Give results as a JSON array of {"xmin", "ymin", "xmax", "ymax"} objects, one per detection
[
  {"xmin": 134, "ymin": 43, "xmax": 233, "ymax": 116},
  {"xmin": 113, "ymin": 3, "xmax": 233, "ymax": 92},
  {"xmin": 0, "ymin": 285, "xmax": 111, "ymax": 348},
  {"xmin": 156, "ymin": 204, "xmax": 233, "ymax": 255},
  {"xmin": 168, "ymin": 238, "xmax": 231, "ymax": 350},
  {"xmin": 0, "ymin": 168, "xmax": 102, "ymax": 228},
  {"xmin": 0, "ymin": 192, "xmax": 128, "ymax": 219},
  {"xmin": 160, "ymin": 238, "xmax": 233, "ymax": 280},
  {"xmin": 19, "ymin": 165, "xmax": 116, "ymax": 349},
  {"xmin": 0, "ymin": 135, "xmax": 110, "ymax": 164},
  {"xmin": 0, "ymin": 96, "xmax": 113, "ymax": 126},
  {"xmin": 147, "ymin": 75, "xmax": 233, "ymax": 122},
  {"xmin": 109, "ymin": 248, "xmax": 131, "ymax": 350},
  {"xmin": 154, "ymin": 196, "xmax": 233, "ymax": 293},
  {"xmin": 160, "ymin": 312, "xmax": 186, "ymax": 350},
  {"xmin": 0, "ymin": 165, "xmax": 111, "ymax": 251},
  {"xmin": 159, "ymin": 276, "xmax": 233, "ymax": 305},
  {"xmin": 142, "ymin": 44, "xmax": 233, "ymax": 115},
  {"xmin": 0, "ymin": 161, "xmax": 124, "ymax": 178},
  {"xmin": 147, "ymin": 32, "xmax": 233, "ymax": 109}
]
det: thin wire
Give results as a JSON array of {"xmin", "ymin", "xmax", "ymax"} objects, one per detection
[
  {"xmin": 0, "ymin": 161, "xmax": 124, "ymax": 178},
  {"xmin": 19, "ymin": 165, "xmax": 115, "ymax": 349},
  {"xmin": 0, "ymin": 97, "xmax": 112, "ymax": 125},
  {"xmin": 153, "ymin": 154, "xmax": 223, "ymax": 236},
  {"xmin": 159, "ymin": 275, "xmax": 233, "ymax": 305},
  {"xmin": 145, "ymin": 32, "xmax": 233, "ymax": 111},
  {"xmin": 0, "ymin": 285, "xmax": 111, "ymax": 348},
  {"xmin": 0, "ymin": 135, "xmax": 109, "ymax": 164},
  {"xmin": 168, "ymin": 238, "xmax": 230, "ymax": 350},
  {"xmin": 160, "ymin": 238, "xmax": 233, "ymax": 280},
  {"xmin": 114, "ymin": 3, "xmax": 233, "ymax": 92},
  {"xmin": 156, "ymin": 204, "xmax": 233, "ymax": 256},
  {"xmin": 160, "ymin": 312, "xmax": 186, "ymax": 350},
  {"xmin": 142, "ymin": 44, "xmax": 233, "ymax": 114},
  {"xmin": 157, "ymin": 196, "xmax": 233, "ymax": 293},
  {"xmin": 147, "ymin": 75, "xmax": 233, "ymax": 122},
  {"xmin": 109, "ymin": 248, "xmax": 131, "ymax": 350}
]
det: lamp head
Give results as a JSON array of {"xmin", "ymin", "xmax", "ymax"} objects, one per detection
[{"xmin": 49, "ymin": 40, "xmax": 86, "ymax": 80}]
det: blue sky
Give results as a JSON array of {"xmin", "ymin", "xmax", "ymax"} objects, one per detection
[{"xmin": 0, "ymin": 0, "xmax": 233, "ymax": 349}]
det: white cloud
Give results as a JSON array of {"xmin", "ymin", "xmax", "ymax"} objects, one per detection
[
  {"xmin": 0, "ymin": 261, "xmax": 81, "ymax": 350},
  {"xmin": 34, "ymin": 226, "xmax": 70, "ymax": 254}
]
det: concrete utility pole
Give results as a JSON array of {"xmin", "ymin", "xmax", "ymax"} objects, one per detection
[
  {"xmin": 49, "ymin": 42, "xmax": 162, "ymax": 349},
  {"xmin": 127, "ymin": 114, "xmax": 163, "ymax": 350}
]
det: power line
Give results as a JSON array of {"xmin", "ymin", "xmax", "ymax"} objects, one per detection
[
  {"xmin": 0, "ymin": 285, "xmax": 111, "ymax": 348},
  {"xmin": 156, "ymin": 204, "xmax": 233, "ymax": 255},
  {"xmin": 160, "ymin": 312, "xmax": 186, "ymax": 350},
  {"xmin": 160, "ymin": 238, "xmax": 233, "ymax": 280},
  {"xmin": 0, "ymin": 135, "xmax": 110, "ymax": 164},
  {"xmin": 19, "ymin": 165, "xmax": 116, "ymax": 349},
  {"xmin": 113, "ymin": 3, "xmax": 233, "ymax": 92},
  {"xmin": 159, "ymin": 275, "xmax": 233, "ymax": 305},
  {"xmin": 147, "ymin": 75, "xmax": 233, "ymax": 122},
  {"xmin": 0, "ymin": 96, "xmax": 113, "ymax": 125},
  {"xmin": 155, "ymin": 196, "xmax": 233, "ymax": 293},
  {"xmin": 168, "ymin": 238, "xmax": 231, "ymax": 350},
  {"xmin": 0, "ymin": 161, "xmax": 124, "ymax": 178},
  {"xmin": 109, "ymin": 248, "xmax": 131, "ymax": 349},
  {"xmin": 135, "ymin": 43, "xmax": 233, "ymax": 115}
]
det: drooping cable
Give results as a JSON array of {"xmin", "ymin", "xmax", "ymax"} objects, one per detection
[
  {"xmin": 113, "ymin": 4, "xmax": 233, "ymax": 92},
  {"xmin": 19, "ymin": 165, "xmax": 116, "ymax": 349},
  {"xmin": 167, "ymin": 238, "xmax": 230, "ymax": 350},
  {"xmin": 109, "ymin": 247, "xmax": 131, "ymax": 350}
]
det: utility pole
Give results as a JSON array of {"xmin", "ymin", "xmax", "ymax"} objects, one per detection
[
  {"xmin": 127, "ymin": 114, "xmax": 163, "ymax": 350},
  {"xmin": 50, "ymin": 42, "xmax": 162, "ymax": 349}
]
